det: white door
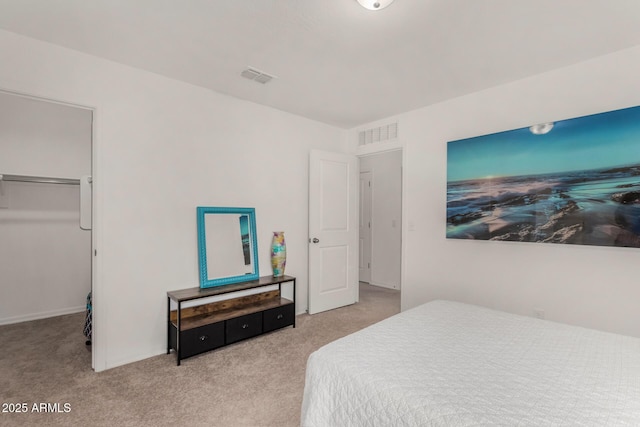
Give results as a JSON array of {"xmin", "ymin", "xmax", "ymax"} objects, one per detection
[
  {"xmin": 308, "ymin": 150, "xmax": 358, "ymax": 314},
  {"xmin": 359, "ymin": 171, "xmax": 372, "ymax": 283}
]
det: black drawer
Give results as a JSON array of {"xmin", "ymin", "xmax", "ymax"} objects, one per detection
[
  {"xmin": 263, "ymin": 304, "xmax": 295, "ymax": 333},
  {"xmin": 180, "ymin": 322, "xmax": 225, "ymax": 358},
  {"xmin": 226, "ymin": 312, "xmax": 262, "ymax": 344}
]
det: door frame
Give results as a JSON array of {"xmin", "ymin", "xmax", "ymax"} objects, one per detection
[
  {"xmin": 356, "ymin": 146, "xmax": 404, "ymax": 294},
  {"xmin": 0, "ymin": 87, "xmax": 102, "ymax": 371}
]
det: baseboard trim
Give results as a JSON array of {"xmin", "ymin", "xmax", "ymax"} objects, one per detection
[
  {"xmin": 0, "ymin": 305, "xmax": 85, "ymax": 325},
  {"xmin": 367, "ymin": 281, "xmax": 399, "ymax": 290}
]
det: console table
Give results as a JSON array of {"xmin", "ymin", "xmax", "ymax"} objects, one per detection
[{"xmin": 167, "ymin": 275, "xmax": 296, "ymax": 365}]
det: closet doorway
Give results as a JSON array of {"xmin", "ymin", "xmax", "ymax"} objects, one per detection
[
  {"xmin": 0, "ymin": 90, "xmax": 93, "ymax": 365},
  {"xmin": 358, "ymin": 150, "xmax": 402, "ymax": 291}
]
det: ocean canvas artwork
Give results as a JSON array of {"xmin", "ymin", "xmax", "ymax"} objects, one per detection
[{"xmin": 447, "ymin": 105, "xmax": 640, "ymax": 248}]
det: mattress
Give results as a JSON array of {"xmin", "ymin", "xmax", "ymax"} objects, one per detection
[{"xmin": 301, "ymin": 300, "xmax": 640, "ymax": 426}]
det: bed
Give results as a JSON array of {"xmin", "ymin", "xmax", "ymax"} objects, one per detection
[{"xmin": 301, "ymin": 300, "xmax": 640, "ymax": 426}]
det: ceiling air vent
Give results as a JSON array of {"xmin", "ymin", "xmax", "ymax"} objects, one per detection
[
  {"xmin": 358, "ymin": 122, "xmax": 398, "ymax": 146},
  {"xmin": 241, "ymin": 67, "xmax": 276, "ymax": 84}
]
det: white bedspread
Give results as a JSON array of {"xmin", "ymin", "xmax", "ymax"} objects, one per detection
[{"xmin": 301, "ymin": 300, "xmax": 640, "ymax": 426}]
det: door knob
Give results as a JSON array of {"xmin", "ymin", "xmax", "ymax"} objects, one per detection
[{"xmin": 312, "ymin": 238, "xmax": 320, "ymax": 243}]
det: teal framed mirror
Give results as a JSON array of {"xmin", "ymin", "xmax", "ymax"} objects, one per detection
[{"xmin": 197, "ymin": 207, "xmax": 259, "ymax": 288}]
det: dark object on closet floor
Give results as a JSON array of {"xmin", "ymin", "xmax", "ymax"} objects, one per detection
[{"xmin": 83, "ymin": 291, "xmax": 92, "ymax": 346}]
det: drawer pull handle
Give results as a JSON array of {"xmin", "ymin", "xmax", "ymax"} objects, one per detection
[
  {"xmin": 242, "ymin": 324, "xmax": 249, "ymax": 329},
  {"xmin": 277, "ymin": 314, "xmax": 284, "ymax": 320},
  {"xmin": 199, "ymin": 335, "xmax": 207, "ymax": 341}
]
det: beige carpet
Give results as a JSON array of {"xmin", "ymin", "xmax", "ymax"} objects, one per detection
[{"xmin": 0, "ymin": 283, "xmax": 399, "ymax": 427}]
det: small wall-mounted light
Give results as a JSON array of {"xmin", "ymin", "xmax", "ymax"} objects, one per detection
[
  {"xmin": 529, "ymin": 122, "xmax": 554, "ymax": 135},
  {"xmin": 357, "ymin": 0, "xmax": 395, "ymax": 11}
]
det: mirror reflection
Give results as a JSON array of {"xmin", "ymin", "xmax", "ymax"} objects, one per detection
[
  {"xmin": 204, "ymin": 213, "xmax": 253, "ymax": 280},
  {"xmin": 197, "ymin": 207, "xmax": 259, "ymax": 288}
]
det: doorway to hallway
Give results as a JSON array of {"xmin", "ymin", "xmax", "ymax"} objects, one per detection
[{"xmin": 358, "ymin": 149, "xmax": 402, "ymax": 291}]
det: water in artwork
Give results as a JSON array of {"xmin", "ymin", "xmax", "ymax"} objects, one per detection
[{"xmin": 447, "ymin": 164, "xmax": 640, "ymax": 247}]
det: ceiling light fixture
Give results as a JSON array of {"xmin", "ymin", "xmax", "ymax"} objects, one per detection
[
  {"xmin": 529, "ymin": 122, "xmax": 554, "ymax": 135},
  {"xmin": 357, "ymin": 0, "xmax": 395, "ymax": 11}
]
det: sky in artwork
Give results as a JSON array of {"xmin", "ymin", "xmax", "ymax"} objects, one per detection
[{"xmin": 447, "ymin": 105, "xmax": 640, "ymax": 182}]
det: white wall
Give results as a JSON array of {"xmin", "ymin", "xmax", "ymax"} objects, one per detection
[
  {"xmin": 0, "ymin": 92, "xmax": 92, "ymax": 177},
  {"xmin": 359, "ymin": 150, "xmax": 402, "ymax": 289},
  {"xmin": 353, "ymin": 45, "xmax": 640, "ymax": 338},
  {"xmin": 0, "ymin": 29, "xmax": 347, "ymax": 370},
  {"xmin": 0, "ymin": 92, "xmax": 92, "ymax": 324}
]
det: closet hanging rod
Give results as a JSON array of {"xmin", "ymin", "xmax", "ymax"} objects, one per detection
[{"xmin": 0, "ymin": 174, "xmax": 90, "ymax": 185}]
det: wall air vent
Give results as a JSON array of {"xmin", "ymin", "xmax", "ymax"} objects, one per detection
[
  {"xmin": 240, "ymin": 67, "xmax": 276, "ymax": 84},
  {"xmin": 358, "ymin": 121, "xmax": 398, "ymax": 146}
]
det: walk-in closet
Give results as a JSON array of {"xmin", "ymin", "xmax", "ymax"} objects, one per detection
[{"xmin": 0, "ymin": 91, "xmax": 93, "ymax": 362}]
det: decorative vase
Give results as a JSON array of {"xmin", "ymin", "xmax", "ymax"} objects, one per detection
[{"xmin": 271, "ymin": 231, "xmax": 286, "ymax": 277}]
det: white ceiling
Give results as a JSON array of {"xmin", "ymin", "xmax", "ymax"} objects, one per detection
[{"xmin": 1, "ymin": 0, "xmax": 640, "ymax": 129}]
